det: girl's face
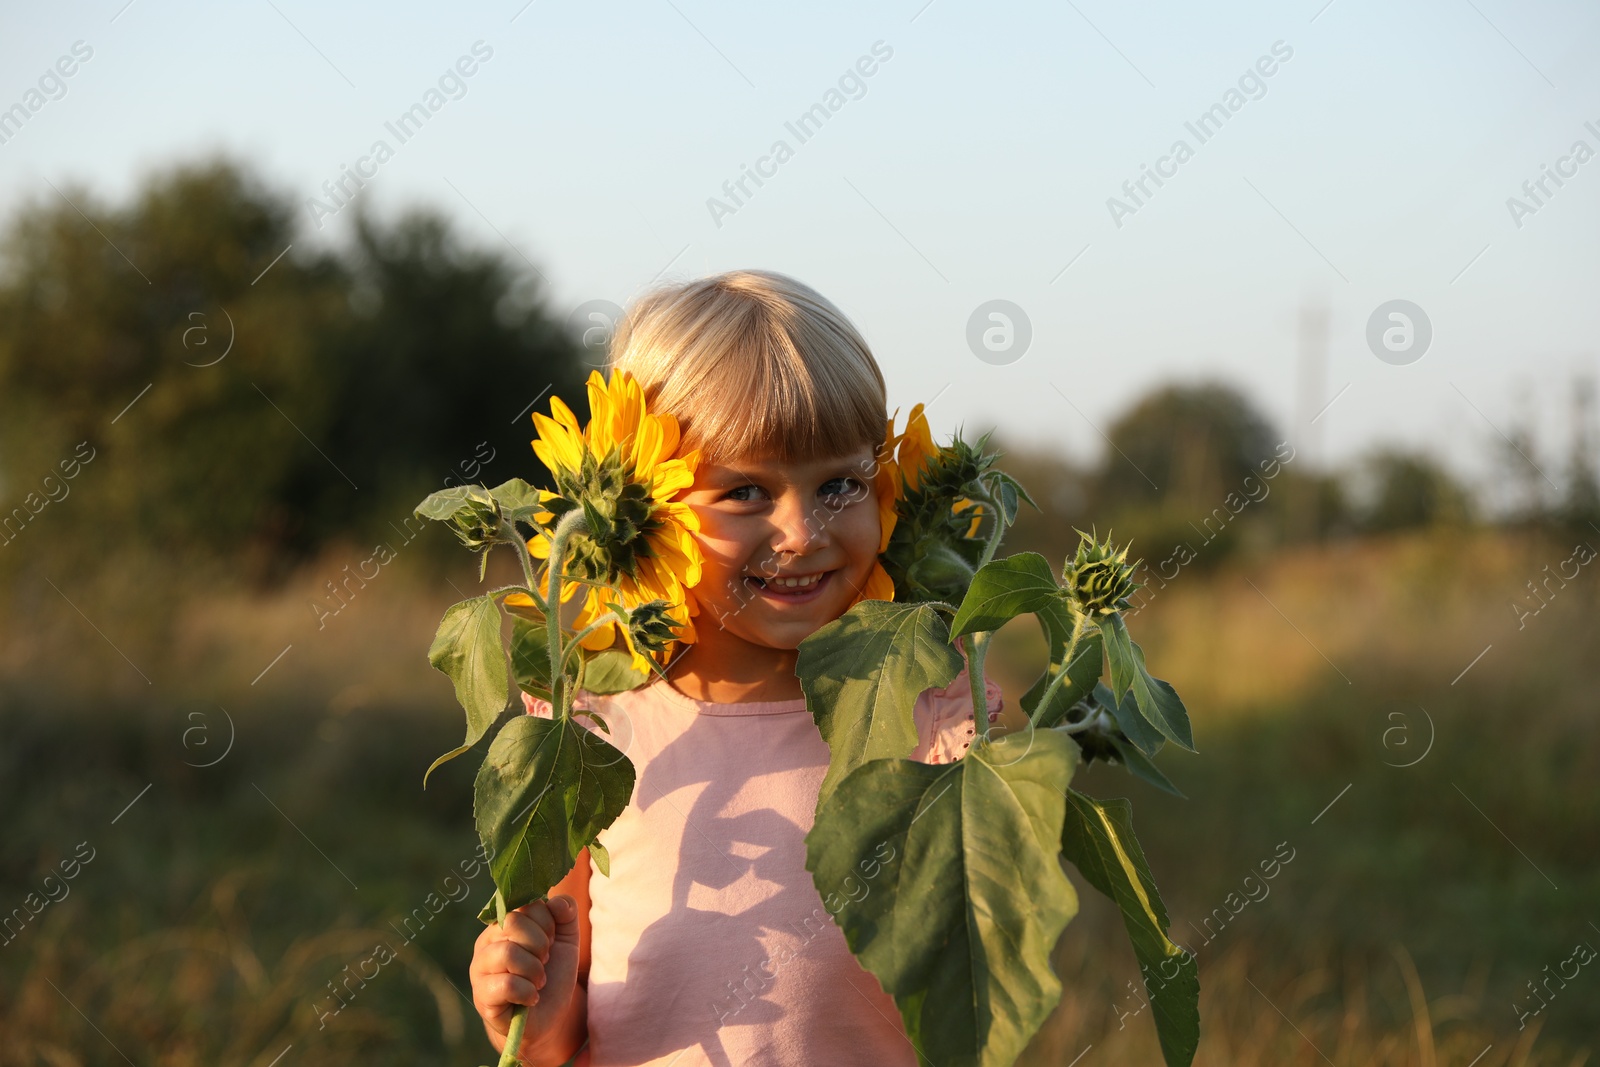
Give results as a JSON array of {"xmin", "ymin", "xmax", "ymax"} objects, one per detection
[{"xmin": 676, "ymin": 446, "xmax": 882, "ymax": 653}]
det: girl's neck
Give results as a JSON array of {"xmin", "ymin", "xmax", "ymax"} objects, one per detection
[{"xmin": 665, "ymin": 631, "xmax": 803, "ymax": 703}]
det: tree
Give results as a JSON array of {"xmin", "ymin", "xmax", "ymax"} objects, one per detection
[
  {"xmin": 274, "ymin": 202, "xmax": 591, "ymax": 560},
  {"xmin": 1348, "ymin": 448, "xmax": 1474, "ymax": 533},
  {"xmin": 1089, "ymin": 380, "xmax": 1282, "ymax": 564},
  {"xmin": 0, "ymin": 154, "xmax": 587, "ymax": 582},
  {"xmin": 990, "ymin": 436, "xmax": 1092, "ymax": 562},
  {"xmin": 0, "ymin": 156, "xmax": 348, "ymax": 573}
]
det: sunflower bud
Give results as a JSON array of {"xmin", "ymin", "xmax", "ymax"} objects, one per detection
[
  {"xmin": 623, "ymin": 599, "xmax": 680, "ymax": 657},
  {"xmin": 448, "ymin": 493, "xmax": 502, "ymax": 551},
  {"xmin": 906, "ymin": 542, "xmax": 977, "ymax": 600},
  {"xmin": 1061, "ymin": 529, "xmax": 1140, "ymax": 617}
]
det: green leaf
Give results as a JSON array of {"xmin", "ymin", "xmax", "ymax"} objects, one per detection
[
  {"xmin": 949, "ymin": 552, "xmax": 1062, "ymax": 639},
  {"xmin": 475, "ymin": 714, "xmax": 635, "ymax": 911},
  {"xmin": 1099, "ymin": 614, "xmax": 1195, "ymax": 752},
  {"xmin": 1060, "ymin": 790, "xmax": 1199, "ymax": 1067},
  {"xmin": 989, "ymin": 469, "xmax": 1037, "ymax": 519},
  {"xmin": 1022, "ymin": 601, "xmax": 1102, "ymax": 729},
  {"xmin": 490, "ymin": 477, "xmax": 543, "ymax": 525},
  {"xmin": 424, "ymin": 595, "xmax": 510, "ymax": 786},
  {"xmin": 414, "ymin": 483, "xmax": 494, "ymax": 522},
  {"xmin": 796, "ymin": 601, "xmax": 964, "ymax": 805},
  {"xmin": 1099, "ymin": 680, "xmax": 1164, "ymax": 757},
  {"xmin": 509, "ymin": 616, "xmax": 553, "ymax": 703},
  {"xmin": 806, "ymin": 728, "xmax": 1081, "ymax": 1067},
  {"xmin": 1106, "ymin": 734, "xmax": 1185, "ymax": 798},
  {"xmin": 579, "ymin": 648, "xmax": 651, "ymax": 694},
  {"xmin": 587, "ymin": 840, "xmax": 611, "ymax": 877}
]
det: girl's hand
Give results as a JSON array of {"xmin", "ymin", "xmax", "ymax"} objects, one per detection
[{"xmin": 470, "ymin": 895, "xmax": 583, "ymax": 1062}]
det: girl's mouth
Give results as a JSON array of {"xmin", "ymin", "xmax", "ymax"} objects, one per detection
[{"xmin": 744, "ymin": 569, "xmax": 834, "ymax": 604}]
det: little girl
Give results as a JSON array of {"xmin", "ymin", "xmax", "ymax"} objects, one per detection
[{"xmin": 468, "ymin": 269, "xmax": 1002, "ymax": 1066}]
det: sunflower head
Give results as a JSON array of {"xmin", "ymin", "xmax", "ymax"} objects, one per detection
[
  {"xmin": 536, "ymin": 447, "xmax": 664, "ymax": 584},
  {"xmin": 510, "ymin": 368, "xmax": 705, "ymax": 668},
  {"xmin": 1061, "ymin": 528, "xmax": 1140, "ymax": 617}
]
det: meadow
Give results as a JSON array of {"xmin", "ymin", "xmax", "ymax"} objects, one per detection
[{"xmin": 1, "ymin": 525, "xmax": 1594, "ymax": 1066}]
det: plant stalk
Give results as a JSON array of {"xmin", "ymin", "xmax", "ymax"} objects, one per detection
[
  {"xmin": 1059, "ymin": 706, "xmax": 1108, "ymax": 735},
  {"xmin": 543, "ymin": 509, "xmax": 589, "ymax": 722},
  {"xmin": 502, "ymin": 517, "xmax": 548, "ymax": 614},
  {"xmin": 560, "ymin": 615, "xmax": 619, "ymax": 674},
  {"xmin": 1029, "ymin": 611, "xmax": 1088, "ymax": 729},
  {"xmin": 497, "ymin": 1007, "xmax": 530, "ymax": 1066},
  {"xmin": 486, "ymin": 888, "xmax": 531, "ymax": 1066},
  {"xmin": 964, "ymin": 630, "xmax": 994, "ymax": 743},
  {"xmin": 968, "ymin": 481, "xmax": 1008, "ymax": 572}
]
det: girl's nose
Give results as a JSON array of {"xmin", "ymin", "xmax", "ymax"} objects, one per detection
[{"xmin": 767, "ymin": 492, "xmax": 830, "ymax": 562}]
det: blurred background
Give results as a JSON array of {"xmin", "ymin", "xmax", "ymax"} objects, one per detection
[{"xmin": 1, "ymin": 1, "xmax": 1596, "ymax": 1064}]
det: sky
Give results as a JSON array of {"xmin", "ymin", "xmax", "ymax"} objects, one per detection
[{"xmin": 3, "ymin": 0, "xmax": 1598, "ymax": 500}]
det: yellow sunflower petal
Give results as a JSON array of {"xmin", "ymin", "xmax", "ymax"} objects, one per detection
[
  {"xmin": 897, "ymin": 403, "xmax": 935, "ymax": 494},
  {"xmin": 874, "ymin": 458, "xmax": 900, "ymax": 553},
  {"xmin": 532, "ymin": 411, "xmax": 583, "ymax": 475},
  {"xmin": 551, "ymin": 392, "xmax": 582, "ymax": 430},
  {"xmin": 579, "ymin": 618, "xmax": 616, "ymax": 652},
  {"xmin": 849, "ymin": 561, "xmax": 896, "ymax": 608}
]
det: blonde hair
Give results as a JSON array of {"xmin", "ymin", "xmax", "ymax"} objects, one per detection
[{"xmin": 606, "ymin": 269, "xmax": 887, "ymax": 468}]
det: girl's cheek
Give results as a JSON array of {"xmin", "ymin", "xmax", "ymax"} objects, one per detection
[
  {"xmin": 846, "ymin": 508, "xmax": 882, "ymax": 562},
  {"xmin": 691, "ymin": 537, "xmax": 757, "ymax": 604}
]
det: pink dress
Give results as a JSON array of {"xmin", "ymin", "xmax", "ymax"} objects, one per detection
[{"xmin": 522, "ymin": 666, "xmax": 1004, "ymax": 1067}]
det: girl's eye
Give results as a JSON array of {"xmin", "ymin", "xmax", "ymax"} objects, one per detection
[
  {"xmin": 724, "ymin": 484, "xmax": 766, "ymax": 503},
  {"xmin": 821, "ymin": 477, "xmax": 866, "ymax": 502}
]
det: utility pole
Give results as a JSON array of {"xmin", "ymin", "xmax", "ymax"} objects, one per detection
[{"xmin": 1291, "ymin": 298, "xmax": 1329, "ymax": 541}]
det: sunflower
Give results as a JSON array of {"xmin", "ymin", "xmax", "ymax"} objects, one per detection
[
  {"xmin": 849, "ymin": 414, "xmax": 903, "ymax": 607},
  {"xmin": 506, "ymin": 368, "xmax": 704, "ymax": 675},
  {"xmin": 893, "ymin": 402, "xmax": 937, "ymax": 494},
  {"xmin": 892, "ymin": 401, "xmax": 985, "ymax": 537},
  {"xmin": 876, "ymin": 402, "xmax": 1010, "ymax": 604}
]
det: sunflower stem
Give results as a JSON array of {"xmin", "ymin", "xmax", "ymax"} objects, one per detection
[
  {"xmin": 544, "ymin": 509, "xmax": 591, "ymax": 722},
  {"xmin": 1059, "ymin": 706, "xmax": 1108, "ymax": 735},
  {"xmin": 962, "ymin": 630, "xmax": 994, "ymax": 743},
  {"xmin": 502, "ymin": 518, "xmax": 548, "ymax": 614},
  {"xmin": 1030, "ymin": 611, "xmax": 1088, "ymax": 729},
  {"xmin": 486, "ymin": 887, "xmax": 531, "ymax": 1066},
  {"xmin": 497, "ymin": 1008, "xmax": 530, "ymax": 1066},
  {"xmin": 968, "ymin": 479, "xmax": 1008, "ymax": 571},
  {"xmin": 560, "ymin": 615, "xmax": 620, "ymax": 674}
]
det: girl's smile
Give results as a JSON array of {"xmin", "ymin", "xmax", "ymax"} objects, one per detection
[{"xmin": 742, "ymin": 566, "xmax": 834, "ymax": 603}]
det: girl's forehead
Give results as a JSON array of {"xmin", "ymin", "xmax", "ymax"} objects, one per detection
[{"xmin": 700, "ymin": 447, "xmax": 878, "ymax": 481}]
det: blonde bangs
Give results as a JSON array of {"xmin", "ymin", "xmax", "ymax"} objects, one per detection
[{"xmin": 606, "ymin": 270, "xmax": 887, "ymax": 469}]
